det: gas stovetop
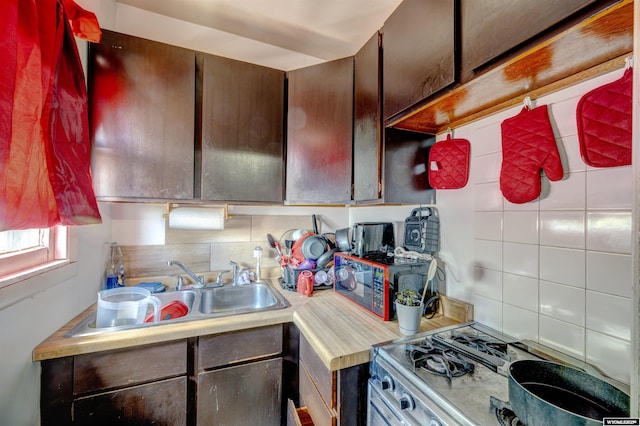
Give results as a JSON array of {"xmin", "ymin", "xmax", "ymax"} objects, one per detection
[{"xmin": 369, "ymin": 321, "xmax": 601, "ymax": 425}]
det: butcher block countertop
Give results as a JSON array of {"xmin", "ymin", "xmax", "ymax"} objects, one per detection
[{"xmin": 33, "ymin": 281, "xmax": 472, "ymax": 371}]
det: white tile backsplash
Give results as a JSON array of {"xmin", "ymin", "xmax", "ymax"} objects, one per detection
[
  {"xmin": 503, "ymin": 242, "xmax": 538, "ymax": 278},
  {"xmin": 503, "ymin": 272, "xmax": 538, "ymax": 311},
  {"xmin": 585, "ymin": 291, "xmax": 632, "ymax": 340},
  {"xmin": 586, "ymin": 166, "xmax": 633, "ymax": 209},
  {"xmin": 474, "ymin": 212, "xmax": 502, "ymax": 241},
  {"xmin": 539, "ymin": 246, "xmax": 585, "ymax": 287},
  {"xmin": 586, "ymin": 330, "xmax": 632, "ymax": 384},
  {"xmin": 473, "ymin": 239, "xmax": 503, "ymax": 271},
  {"xmin": 503, "ymin": 211, "xmax": 538, "ymax": 244},
  {"xmin": 474, "ymin": 182, "xmax": 503, "ymax": 212},
  {"xmin": 503, "ymin": 304, "xmax": 538, "ymax": 340},
  {"xmin": 473, "ymin": 266, "xmax": 502, "ymax": 301},
  {"xmin": 539, "ymin": 171, "xmax": 585, "ymax": 210},
  {"xmin": 437, "ymin": 68, "xmax": 633, "ymax": 385},
  {"xmin": 473, "ymin": 152, "xmax": 502, "ymax": 184},
  {"xmin": 539, "ymin": 315, "xmax": 585, "ymax": 359},
  {"xmin": 585, "ymin": 251, "xmax": 632, "ymax": 298},
  {"xmin": 586, "ymin": 211, "xmax": 632, "ymax": 254},
  {"xmin": 539, "ymin": 280, "xmax": 585, "ymax": 326},
  {"xmin": 539, "ymin": 210, "xmax": 585, "ymax": 249}
]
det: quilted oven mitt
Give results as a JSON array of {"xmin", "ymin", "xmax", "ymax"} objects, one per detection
[
  {"xmin": 576, "ymin": 67, "xmax": 632, "ymax": 167},
  {"xmin": 500, "ymin": 105, "xmax": 564, "ymax": 204},
  {"xmin": 428, "ymin": 134, "xmax": 471, "ymax": 189}
]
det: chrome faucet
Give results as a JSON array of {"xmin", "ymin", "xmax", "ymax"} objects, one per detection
[
  {"xmin": 167, "ymin": 260, "xmax": 205, "ymax": 288},
  {"xmin": 229, "ymin": 261, "xmax": 239, "ymax": 285}
]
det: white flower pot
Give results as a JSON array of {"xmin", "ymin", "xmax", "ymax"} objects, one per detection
[{"xmin": 395, "ymin": 301, "xmax": 423, "ymax": 335}]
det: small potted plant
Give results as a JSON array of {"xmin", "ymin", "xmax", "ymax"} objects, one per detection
[{"xmin": 395, "ymin": 289, "xmax": 423, "ymax": 335}]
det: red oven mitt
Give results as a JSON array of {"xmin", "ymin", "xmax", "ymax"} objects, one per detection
[
  {"xmin": 428, "ymin": 134, "xmax": 470, "ymax": 189},
  {"xmin": 500, "ymin": 104, "xmax": 564, "ymax": 204},
  {"xmin": 576, "ymin": 67, "xmax": 632, "ymax": 167}
]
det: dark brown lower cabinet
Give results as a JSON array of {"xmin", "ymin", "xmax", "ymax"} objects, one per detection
[
  {"xmin": 293, "ymin": 334, "xmax": 369, "ymax": 426},
  {"xmin": 197, "ymin": 358, "xmax": 283, "ymax": 425},
  {"xmin": 73, "ymin": 377, "xmax": 187, "ymax": 426},
  {"xmin": 41, "ymin": 340, "xmax": 188, "ymax": 426},
  {"xmin": 41, "ymin": 324, "xmax": 287, "ymax": 425}
]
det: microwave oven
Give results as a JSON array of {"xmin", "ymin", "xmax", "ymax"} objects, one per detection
[{"xmin": 334, "ymin": 253, "xmax": 436, "ymax": 321}]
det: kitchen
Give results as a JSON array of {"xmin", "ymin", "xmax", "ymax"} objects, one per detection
[{"xmin": 1, "ymin": 0, "xmax": 638, "ymax": 425}]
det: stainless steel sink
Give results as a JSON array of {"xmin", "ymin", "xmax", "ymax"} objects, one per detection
[
  {"xmin": 199, "ymin": 282, "xmax": 284, "ymax": 314},
  {"xmin": 65, "ymin": 279, "xmax": 289, "ymax": 338}
]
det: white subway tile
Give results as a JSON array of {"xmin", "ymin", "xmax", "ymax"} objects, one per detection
[
  {"xmin": 503, "ymin": 211, "xmax": 538, "ymax": 244},
  {"xmin": 503, "ymin": 304, "xmax": 538, "ymax": 340},
  {"xmin": 586, "ymin": 330, "xmax": 631, "ymax": 384},
  {"xmin": 474, "ymin": 212, "xmax": 502, "ymax": 241},
  {"xmin": 539, "ymin": 315, "xmax": 585, "ymax": 359},
  {"xmin": 547, "ymin": 97, "xmax": 580, "ymax": 138},
  {"xmin": 539, "ymin": 171, "xmax": 585, "ymax": 210},
  {"xmin": 558, "ymin": 134, "xmax": 587, "ymax": 173},
  {"xmin": 503, "ymin": 273, "xmax": 538, "ymax": 311},
  {"xmin": 473, "ymin": 266, "xmax": 502, "ymax": 301},
  {"xmin": 473, "ymin": 152, "xmax": 501, "ymax": 184},
  {"xmin": 474, "ymin": 182, "xmax": 503, "ymax": 212},
  {"xmin": 539, "ymin": 210, "xmax": 585, "ymax": 249},
  {"xmin": 539, "ymin": 246, "xmax": 585, "ymax": 288},
  {"xmin": 539, "ymin": 280, "xmax": 585, "ymax": 327},
  {"xmin": 586, "ymin": 291, "xmax": 631, "ymax": 340},
  {"xmin": 586, "ymin": 167, "xmax": 633, "ymax": 209},
  {"xmin": 503, "ymin": 242, "xmax": 538, "ymax": 278},
  {"xmin": 472, "ymin": 294, "xmax": 503, "ymax": 330},
  {"xmin": 586, "ymin": 211, "xmax": 632, "ymax": 254},
  {"xmin": 474, "ymin": 239, "xmax": 503, "ymax": 271},
  {"xmin": 504, "ymin": 196, "xmax": 539, "ymax": 211},
  {"xmin": 471, "ymin": 123, "xmax": 502, "ymax": 156},
  {"xmin": 586, "ymin": 251, "xmax": 632, "ymax": 298}
]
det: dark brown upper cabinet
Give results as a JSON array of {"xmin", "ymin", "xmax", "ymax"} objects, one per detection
[
  {"xmin": 460, "ymin": 0, "xmax": 598, "ymax": 79},
  {"xmin": 199, "ymin": 54, "xmax": 285, "ymax": 203},
  {"xmin": 353, "ymin": 32, "xmax": 382, "ymax": 202},
  {"xmin": 89, "ymin": 30, "xmax": 196, "ymax": 200},
  {"xmin": 382, "ymin": 0, "xmax": 456, "ymax": 122},
  {"xmin": 286, "ymin": 57, "xmax": 354, "ymax": 204}
]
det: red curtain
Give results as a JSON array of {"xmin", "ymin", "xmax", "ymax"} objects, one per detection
[{"xmin": 0, "ymin": 0, "xmax": 102, "ymax": 231}]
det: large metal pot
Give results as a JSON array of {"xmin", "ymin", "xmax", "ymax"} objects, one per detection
[{"xmin": 508, "ymin": 360, "xmax": 629, "ymax": 426}]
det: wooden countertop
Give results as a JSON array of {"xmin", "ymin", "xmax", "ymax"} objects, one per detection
[{"xmin": 33, "ymin": 281, "xmax": 472, "ymax": 371}]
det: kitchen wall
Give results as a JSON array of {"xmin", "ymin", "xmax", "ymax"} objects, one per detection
[{"xmin": 435, "ymin": 68, "xmax": 633, "ymax": 385}]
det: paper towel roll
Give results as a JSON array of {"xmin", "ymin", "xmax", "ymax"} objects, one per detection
[{"xmin": 168, "ymin": 207, "xmax": 225, "ymax": 230}]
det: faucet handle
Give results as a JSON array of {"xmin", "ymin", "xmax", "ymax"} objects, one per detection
[
  {"xmin": 215, "ymin": 270, "xmax": 230, "ymax": 286},
  {"xmin": 169, "ymin": 274, "xmax": 184, "ymax": 291}
]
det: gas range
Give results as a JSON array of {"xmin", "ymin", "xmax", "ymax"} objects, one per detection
[{"xmin": 367, "ymin": 321, "xmax": 625, "ymax": 426}]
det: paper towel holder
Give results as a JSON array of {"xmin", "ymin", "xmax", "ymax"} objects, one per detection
[{"xmin": 164, "ymin": 203, "xmax": 229, "ymax": 230}]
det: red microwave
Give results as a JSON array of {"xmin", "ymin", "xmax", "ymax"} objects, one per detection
[{"xmin": 333, "ymin": 253, "xmax": 433, "ymax": 321}]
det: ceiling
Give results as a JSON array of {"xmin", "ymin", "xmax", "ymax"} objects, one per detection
[{"xmin": 115, "ymin": 0, "xmax": 402, "ymax": 71}]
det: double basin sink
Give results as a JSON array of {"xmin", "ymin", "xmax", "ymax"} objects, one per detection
[{"xmin": 66, "ymin": 279, "xmax": 289, "ymax": 338}]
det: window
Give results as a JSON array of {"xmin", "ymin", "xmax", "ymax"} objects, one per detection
[{"xmin": 0, "ymin": 226, "xmax": 68, "ymax": 286}]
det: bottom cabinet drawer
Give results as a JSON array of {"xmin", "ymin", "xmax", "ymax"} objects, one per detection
[
  {"xmin": 299, "ymin": 361, "xmax": 336, "ymax": 426},
  {"xmin": 73, "ymin": 376, "xmax": 187, "ymax": 426}
]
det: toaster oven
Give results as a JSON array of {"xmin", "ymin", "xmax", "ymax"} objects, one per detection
[{"xmin": 334, "ymin": 253, "xmax": 436, "ymax": 320}]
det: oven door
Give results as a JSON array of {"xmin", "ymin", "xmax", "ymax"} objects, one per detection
[{"xmin": 367, "ymin": 379, "xmax": 419, "ymax": 426}]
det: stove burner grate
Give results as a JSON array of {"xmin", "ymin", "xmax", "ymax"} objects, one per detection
[
  {"xmin": 406, "ymin": 340, "xmax": 474, "ymax": 381},
  {"xmin": 450, "ymin": 330, "xmax": 512, "ymax": 361}
]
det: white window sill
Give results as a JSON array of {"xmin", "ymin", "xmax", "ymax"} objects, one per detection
[{"xmin": 0, "ymin": 260, "xmax": 78, "ymax": 310}]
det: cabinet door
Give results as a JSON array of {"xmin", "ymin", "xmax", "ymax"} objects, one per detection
[
  {"xmin": 89, "ymin": 30, "xmax": 196, "ymax": 200},
  {"xmin": 73, "ymin": 376, "xmax": 187, "ymax": 426},
  {"xmin": 286, "ymin": 58, "xmax": 353, "ymax": 203},
  {"xmin": 354, "ymin": 32, "xmax": 382, "ymax": 202},
  {"xmin": 197, "ymin": 358, "xmax": 283, "ymax": 426},
  {"xmin": 461, "ymin": 0, "xmax": 597, "ymax": 75},
  {"xmin": 382, "ymin": 0, "xmax": 455, "ymax": 121},
  {"xmin": 200, "ymin": 54, "xmax": 285, "ymax": 202}
]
